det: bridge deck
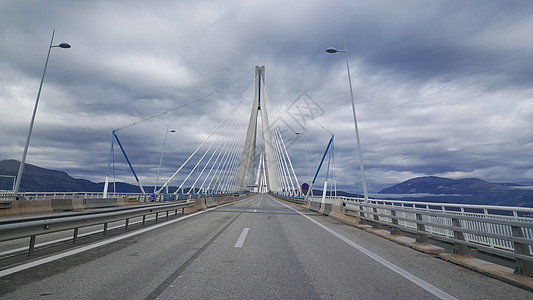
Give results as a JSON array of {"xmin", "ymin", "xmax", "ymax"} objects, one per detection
[{"xmin": 0, "ymin": 194, "xmax": 530, "ymax": 299}]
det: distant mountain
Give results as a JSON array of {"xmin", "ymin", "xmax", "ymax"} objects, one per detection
[
  {"xmin": 0, "ymin": 159, "xmax": 199, "ymax": 194},
  {"xmin": 0, "ymin": 159, "xmax": 149, "ymax": 193},
  {"xmin": 0, "ymin": 159, "xmax": 103, "ymax": 192},
  {"xmin": 378, "ymin": 176, "xmax": 533, "ymax": 207}
]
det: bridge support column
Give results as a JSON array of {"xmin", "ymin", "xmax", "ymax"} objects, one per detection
[{"xmin": 512, "ymin": 226, "xmax": 533, "ymax": 276}]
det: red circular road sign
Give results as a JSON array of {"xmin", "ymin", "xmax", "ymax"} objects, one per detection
[{"xmin": 301, "ymin": 183, "xmax": 309, "ymax": 191}]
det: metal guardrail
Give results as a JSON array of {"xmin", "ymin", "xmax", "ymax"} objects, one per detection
[
  {"xmin": 0, "ymin": 201, "xmax": 194, "ymax": 256},
  {"xmin": 1, "ymin": 191, "xmax": 249, "ymax": 202},
  {"xmin": 1, "ymin": 192, "xmax": 143, "ymax": 201},
  {"xmin": 336, "ymin": 196, "xmax": 533, "ymax": 276}
]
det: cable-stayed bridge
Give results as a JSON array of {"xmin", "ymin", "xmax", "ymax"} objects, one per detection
[
  {"xmin": 1, "ymin": 66, "xmax": 532, "ymax": 299},
  {"xmin": 100, "ymin": 66, "xmax": 301, "ymax": 201}
]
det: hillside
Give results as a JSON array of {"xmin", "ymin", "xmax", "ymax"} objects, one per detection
[
  {"xmin": 0, "ymin": 159, "xmax": 102, "ymax": 192},
  {"xmin": 0, "ymin": 159, "xmax": 152, "ymax": 193},
  {"xmin": 0, "ymin": 159, "xmax": 178, "ymax": 193},
  {"xmin": 378, "ymin": 176, "xmax": 533, "ymax": 207}
]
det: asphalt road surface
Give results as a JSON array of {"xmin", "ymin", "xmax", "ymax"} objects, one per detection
[{"xmin": 1, "ymin": 194, "xmax": 531, "ymax": 299}]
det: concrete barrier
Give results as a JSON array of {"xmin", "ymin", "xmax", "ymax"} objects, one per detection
[
  {"xmin": 303, "ymin": 201, "xmax": 311, "ymax": 209},
  {"xmin": 0, "ymin": 199, "xmax": 53, "ymax": 216},
  {"xmin": 84, "ymin": 198, "xmax": 118, "ymax": 209},
  {"xmin": 206, "ymin": 197, "xmax": 217, "ymax": 208},
  {"xmin": 72, "ymin": 199, "xmax": 85, "ymax": 210},
  {"xmin": 320, "ymin": 203, "xmax": 332, "ymax": 216},
  {"xmin": 183, "ymin": 201, "xmax": 198, "ymax": 214},
  {"xmin": 0, "ymin": 192, "xmax": 253, "ymax": 217},
  {"xmin": 309, "ymin": 201, "xmax": 321, "ymax": 212},
  {"xmin": 2, "ymin": 197, "xmax": 135, "ymax": 215},
  {"xmin": 328, "ymin": 204, "xmax": 360, "ymax": 226},
  {"xmin": 215, "ymin": 196, "xmax": 231, "ymax": 205},
  {"xmin": 215, "ymin": 196, "xmax": 232, "ymax": 205},
  {"xmin": 194, "ymin": 198, "xmax": 205, "ymax": 210},
  {"xmin": 117, "ymin": 197, "xmax": 140, "ymax": 206},
  {"xmin": 52, "ymin": 198, "xmax": 73, "ymax": 211},
  {"xmin": 328, "ymin": 204, "xmax": 342, "ymax": 219},
  {"xmin": 2, "ymin": 197, "xmax": 110, "ymax": 216}
]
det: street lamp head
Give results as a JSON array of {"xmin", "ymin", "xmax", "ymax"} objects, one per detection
[
  {"xmin": 170, "ymin": 130, "xmax": 176, "ymax": 133},
  {"xmin": 326, "ymin": 47, "xmax": 347, "ymax": 54},
  {"xmin": 58, "ymin": 43, "xmax": 71, "ymax": 49}
]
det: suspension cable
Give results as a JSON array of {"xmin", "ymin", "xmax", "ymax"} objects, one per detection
[
  {"xmin": 158, "ymin": 75, "xmax": 256, "ymax": 194},
  {"xmin": 186, "ymin": 85, "xmax": 252, "ymax": 194},
  {"xmin": 114, "ymin": 69, "xmax": 253, "ymax": 132}
]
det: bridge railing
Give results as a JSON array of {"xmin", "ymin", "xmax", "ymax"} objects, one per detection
[
  {"xmin": 329, "ymin": 196, "xmax": 533, "ymax": 275},
  {"xmin": 301, "ymin": 195, "xmax": 533, "ymax": 275},
  {"xmin": 1, "ymin": 191, "xmax": 246, "ymax": 203},
  {"xmin": 9, "ymin": 192, "xmax": 143, "ymax": 200}
]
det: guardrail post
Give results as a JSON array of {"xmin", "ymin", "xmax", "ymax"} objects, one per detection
[
  {"xmin": 166, "ymin": 211, "xmax": 169, "ymax": 219},
  {"xmin": 372, "ymin": 205, "xmax": 382, "ymax": 229},
  {"xmin": 511, "ymin": 226, "xmax": 533, "ymax": 276},
  {"xmin": 390, "ymin": 209, "xmax": 401, "ymax": 235},
  {"xmin": 125, "ymin": 218, "xmax": 129, "ymax": 230},
  {"xmin": 359, "ymin": 203, "xmax": 367, "ymax": 225},
  {"xmin": 103, "ymin": 223, "xmax": 108, "ymax": 236},
  {"xmin": 73, "ymin": 228, "xmax": 79, "ymax": 244},
  {"xmin": 415, "ymin": 213, "xmax": 429, "ymax": 243},
  {"xmin": 155, "ymin": 212, "xmax": 159, "ymax": 223},
  {"xmin": 28, "ymin": 235, "xmax": 36, "ymax": 256},
  {"xmin": 142, "ymin": 215, "xmax": 146, "ymax": 226},
  {"xmin": 451, "ymin": 218, "xmax": 469, "ymax": 256}
]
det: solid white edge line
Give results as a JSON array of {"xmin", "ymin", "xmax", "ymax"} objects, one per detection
[
  {"xmin": 268, "ymin": 195, "xmax": 458, "ymax": 300},
  {"xmin": 234, "ymin": 228, "xmax": 250, "ymax": 248},
  {"xmin": 0, "ymin": 201, "xmax": 238, "ymax": 278}
]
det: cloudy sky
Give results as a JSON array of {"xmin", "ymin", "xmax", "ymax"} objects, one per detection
[{"xmin": 1, "ymin": 0, "xmax": 532, "ymax": 194}]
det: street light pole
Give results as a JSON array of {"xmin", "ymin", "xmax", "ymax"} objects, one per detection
[
  {"xmin": 154, "ymin": 125, "xmax": 176, "ymax": 194},
  {"xmin": 326, "ymin": 41, "xmax": 369, "ymax": 201},
  {"xmin": 13, "ymin": 29, "xmax": 71, "ymax": 199}
]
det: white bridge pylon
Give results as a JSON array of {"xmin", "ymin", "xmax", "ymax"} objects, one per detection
[
  {"xmin": 104, "ymin": 65, "xmax": 301, "ymax": 197},
  {"xmin": 235, "ymin": 66, "xmax": 279, "ymax": 193}
]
